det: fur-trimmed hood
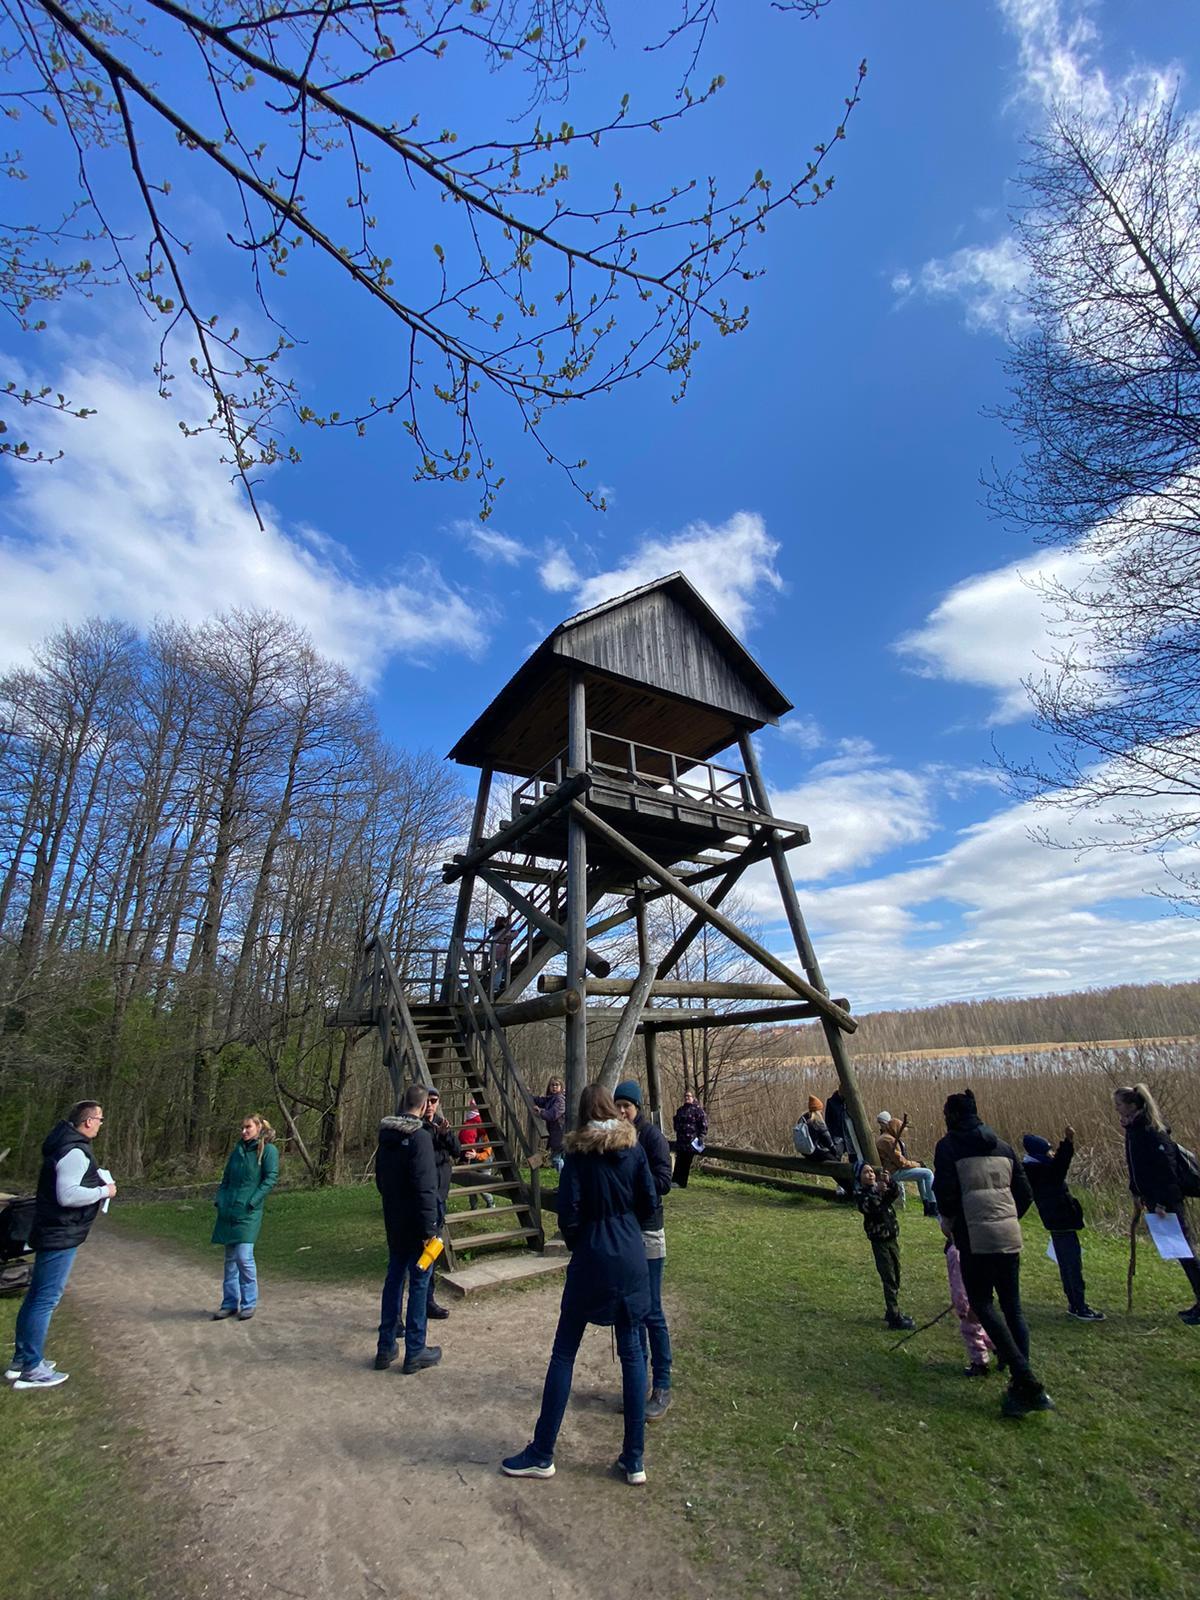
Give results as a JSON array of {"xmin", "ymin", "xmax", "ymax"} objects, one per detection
[
  {"xmin": 566, "ymin": 1117, "xmax": 637, "ymax": 1156},
  {"xmin": 378, "ymin": 1114, "xmax": 425, "ymax": 1145}
]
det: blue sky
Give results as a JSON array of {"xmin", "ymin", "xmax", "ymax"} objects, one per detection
[{"xmin": 2, "ymin": 0, "xmax": 1198, "ymax": 1010}]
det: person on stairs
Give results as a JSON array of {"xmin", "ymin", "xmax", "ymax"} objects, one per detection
[
  {"xmin": 854, "ymin": 1163, "xmax": 915, "ymax": 1332},
  {"xmin": 502, "ymin": 1083, "xmax": 657, "ymax": 1485},
  {"xmin": 614, "ymin": 1079, "xmax": 674, "ymax": 1423},
  {"xmin": 422, "ymin": 1088, "xmax": 460, "ymax": 1320},
  {"xmin": 374, "ymin": 1084, "xmax": 442, "ymax": 1375},
  {"xmin": 210, "ymin": 1113, "xmax": 279, "ymax": 1323},
  {"xmin": 7, "ymin": 1100, "xmax": 115, "ymax": 1390},
  {"xmin": 1022, "ymin": 1127, "xmax": 1104, "ymax": 1322},
  {"xmin": 934, "ymin": 1089, "xmax": 1054, "ymax": 1420},
  {"xmin": 460, "ymin": 1102, "xmax": 496, "ymax": 1210}
]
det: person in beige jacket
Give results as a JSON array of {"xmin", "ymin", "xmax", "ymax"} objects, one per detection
[{"xmin": 874, "ymin": 1112, "xmax": 937, "ymax": 1215}]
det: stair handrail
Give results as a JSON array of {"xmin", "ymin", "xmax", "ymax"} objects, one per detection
[
  {"xmin": 365, "ymin": 936, "xmax": 434, "ymax": 1090},
  {"xmin": 456, "ymin": 964, "xmax": 542, "ymax": 1163}
]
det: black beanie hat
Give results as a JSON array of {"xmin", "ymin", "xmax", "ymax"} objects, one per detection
[{"xmin": 943, "ymin": 1089, "xmax": 978, "ymax": 1128}]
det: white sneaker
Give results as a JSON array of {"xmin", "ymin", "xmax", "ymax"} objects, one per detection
[
  {"xmin": 5, "ymin": 1358, "xmax": 56, "ymax": 1382},
  {"xmin": 12, "ymin": 1362, "xmax": 69, "ymax": 1390}
]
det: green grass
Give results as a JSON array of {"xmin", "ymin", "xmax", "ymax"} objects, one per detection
[
  {"xmin": 113, "ymin": 1176, "xmax": 1200, "ymax": 1598},
  {"xmin": 1, "ymin": 1295, "xmax": 197, "ymax": 1600}
]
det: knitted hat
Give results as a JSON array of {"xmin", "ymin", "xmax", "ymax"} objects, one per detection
[
  {"xmin": 808, "ymin": 1095, "xmax": 824, "ymax": 1113},
  {"xmin": 1022, "ymin": 1133, "xmax": 1052, "ymax": 1164},
  {"xmin": 613, "ymin": 1079, "xmax": 642, "ymax": 1107},
  {"xmin": 943, "ymin": 1089, "xmax": 978, "ymax": 1128},
  {"xmin": 876, "ymin": 1110, "xmax": 893, "ymax": 1127}
]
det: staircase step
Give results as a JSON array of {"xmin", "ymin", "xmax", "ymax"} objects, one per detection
[
  {"xmin": 446, "ymin": 1201, "xmax": 527, "ymax": 1227},
  {"xmin": 450, "ymin": 1171, "xmax": 522, "ymax": 1187},
  {"xmin": 440, "ymin": 1252, "xmax": 568, "ymax": 1298},
  {"xmin": 452, "ymin": 1226, "xmax": 541, "ymax": 1254}
]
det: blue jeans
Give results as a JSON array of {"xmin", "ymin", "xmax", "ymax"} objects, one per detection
[
  {"xmin": 531, "ymin": 1303, "xmax": 645, "ymax": 1467},
  {"xmin": 1050, "ymin": 1230, "xmax": 1087, "ymax": 1312},
  {"xmin": 639, "ymin": 1255, "xmax": 672, "ymax": 1390},
  {"xmin": 378, "ymin": 1250, "xmax": 432, "ymax": 1362},
  {"xmin": 221, "ymin": 1243, "xmax": 258, "ymax": 1311},
  {"xmin": 12, "ymin": 1246, "xmax": 78, "ymax": 1373},
  {"xmin": 894, "ymin": 1167, "xmax": 936, "ymax": 1207}
]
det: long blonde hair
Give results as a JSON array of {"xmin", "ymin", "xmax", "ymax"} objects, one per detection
[
  {"xmin": 242, "ymin": 1113, "xmax": 276, "ymax": 1163},
  {"xmin": 1114, "ymin": 1083, "xmax": 1167, "ymax": 1134}
]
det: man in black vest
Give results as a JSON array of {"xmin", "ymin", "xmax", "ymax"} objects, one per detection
[{"xmin": 6, "ymin": 1101, "xmax": 115, "ymax": 1390}]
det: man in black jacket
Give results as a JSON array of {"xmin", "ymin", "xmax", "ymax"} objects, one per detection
[
  {"xmin": 7, "ymin": 1101, "xmax": 115, "ymax": 1391},
  {"xmin": 374, "ymin": 1084, "xmax": 441, "ymax": 1374},
  {"xmin": 615, "ymin": 1079, "xmax": 673, "ymax": 1421},
  {"xmin": 934, "ymin": 1089, "xmax": 1054, "ymax": 1420},
  {"xmin": 422, "ymin": 1088, "xmax": 460, "ymax": 1321}
]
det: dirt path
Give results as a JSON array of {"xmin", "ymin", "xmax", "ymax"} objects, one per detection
[{"xmin": 71, "ymin": 1231, "xmax": 710, "ymax": 1600}]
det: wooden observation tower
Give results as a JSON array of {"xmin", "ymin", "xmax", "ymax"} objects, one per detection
[
  {"xmin": 443, "ymin": 572, "xmax": 873, "ymax": 1157},
  {"xmin": 332, "ymin": 572, "xmax": 871, "ymax": 1275}
]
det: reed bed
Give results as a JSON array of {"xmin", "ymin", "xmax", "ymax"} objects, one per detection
[{"xmin": 693, "ymin": 1040, "xmax": 1200, "ymax": 1233}]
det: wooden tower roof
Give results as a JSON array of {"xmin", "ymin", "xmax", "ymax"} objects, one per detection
[{"xmin": 447, "ymin": 572, "xmax": 793, "ymax": 777}]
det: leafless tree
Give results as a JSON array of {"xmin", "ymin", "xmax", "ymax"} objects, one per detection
[
  {"xmin": 0, "ymin": 0, "xmax": 864, "ymax": 515},
  {"xmin": 991, "ymin": 95, "xmax": 1200, "ymax": 896}
]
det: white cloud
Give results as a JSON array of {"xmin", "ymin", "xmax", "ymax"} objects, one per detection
[
  {"xmin": 540, "ymin": 546, "xmax": 580, "ymax": 593},
  {"xmin": 768, "ymin": 774, "xmax": 1200, "ymax": 1010},
  {"xmin": 454, "ymin": 520, "xmax": 528, "ymax": 566},
  {"xmin": 895, "ymin": 549, "xmax": 1098, "ymax": 724},
  {"xmin": 892, "ymin": 237, "xmax": 1032, "ymax": 334},
  {"xmin": 997, "ymin": 0, "xmax": 1108, "ymax": 114},
  {"xmin": 554, "ymin": 510, "xmax": 782, "ymax": 635},
  {"xmin": 776, "ymin": 714, "xmax": 823, "ymax": 750},
  {"xmin": 0, "ymin": 359, "xmax": 488, "ymax": 682}
]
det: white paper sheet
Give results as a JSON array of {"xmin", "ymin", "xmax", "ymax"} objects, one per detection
[
  {"xmin": 1145, "ymin": 1210, "xmax": 1195, "ymax": 1261},
  {"xmin": 691, "ymin": 1138, "xmax": 705, "ymax": 1153},
  {"xmin": 1046, "ymin": 1238, "xmax": 1058, "ymax": 1264},
  {"xmin": 97, "ymin": 1167, "xmax": 113, "ymax": 1214}
]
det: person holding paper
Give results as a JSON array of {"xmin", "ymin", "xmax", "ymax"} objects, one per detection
[
  {"xmin": 1022, "ymin": 1129, "xmax": 1104, "ymax": 1322},
  {"xmin": 671, "ymin": 1089, "xmax": 708, "ymax": 1188},
  {"xmin": 1115, "ymin": 1084, "xmax": 1200, "ymax": 1325},
  {"xmin": 6, "ymin": 1101, "xmax": 115, "ymax": 1390}
]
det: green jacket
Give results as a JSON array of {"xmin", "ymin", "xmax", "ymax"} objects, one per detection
[{"xmin": 211, "ymin": 1138, "xmax": 279, "ymax": 1246}]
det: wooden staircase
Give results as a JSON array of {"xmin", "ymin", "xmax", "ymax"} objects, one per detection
[{"xmin": 328, "ymin": 937, "xmax": 564, "ymax": 1293}]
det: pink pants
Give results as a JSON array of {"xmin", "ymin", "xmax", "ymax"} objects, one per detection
[{"xmin": 946, "ymin": 1243, "xmax": 994, "ymax": 1366}]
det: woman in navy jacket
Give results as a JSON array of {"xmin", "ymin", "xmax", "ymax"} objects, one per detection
[{"xmin": 502, "ymin": 1082, "xmax": 657, "ymax": 1485}]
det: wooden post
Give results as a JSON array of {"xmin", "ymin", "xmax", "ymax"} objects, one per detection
[
  {"xmin": 597, "ymin": 960, "xmax": 658, "ymax": 1093},
  {"xmin": 636, "ymin": 894, "xmax": 663, "ymax": 1128},
  {"xmin": 443, "ymin": 765, "xmax": 491, "ymax": 999},
  {"xmin": 738, "ymin": 732, "xmax": 874, "ymax": 1164},
  {"xmin": 564, "ymin": 673, "xmax": 588, "ymax": 1126}
]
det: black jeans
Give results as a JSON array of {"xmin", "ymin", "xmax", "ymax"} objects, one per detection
[
  {"xmin": 1174, "ymin": 1211, "xmax": 1200, "ymax": 1301},
  {"xmin": 672, "ymin": 1145, "xmax": 694, "ymax": 1188},
  {"xmin": 870, "ymin": 1236, "xmax": 901, "ymax": 1315},
  {"xmin": 959, "ymin": 1249, "xmax": 1037, "ymax": 1386},
  {"xmin": 1051, "ymin": 1229, "xmax": 1087, "ymax": 1312}
]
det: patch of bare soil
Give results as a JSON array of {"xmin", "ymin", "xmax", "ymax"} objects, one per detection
[{"xmin": 70, "ymin": 1233, "xmax": 713, "ymax": 1600}]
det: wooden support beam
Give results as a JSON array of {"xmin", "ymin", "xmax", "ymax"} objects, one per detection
[
  {"xmin": 564, "ymin": 675, "xmax": 589, "ymax": 1126},
  {"xmin": 493, "ymin": 990, "xmax": 582, "ymax": 1027},
  {"xmin": 476, "ymin": 865, "xmax": 611, "ymax": 978},
  {"xmin": 738, "ymin": 731, "xmax": 873, "ymax": 1161},
  {"xmin": 597, "ymin": 959, "xmax": 658, "ymax": 1092},
  {"xmin": 636, "ymin": 825, "xmax": 809, "ymax": 903},
  {"xmin": 542, "ymin": 975, "xmax": 828, "ymax": 1002},
  {"xmin": 569, "ymin": 801, "xmax": 856, "ymax": 1033},
  {"xmin": 635, "ymin": 998, "xmax": 850, "ymax": 1031},
  {"xmin": 442, "ymin": 771, "xmax": 591, "ymax": 885},
  {"xmin": 655, "ymin": 844, "xmax": 759, "ymax": 980},
  {"xmin": 443, "ymin": 765, "xmax": 492, "ymax": 999}
]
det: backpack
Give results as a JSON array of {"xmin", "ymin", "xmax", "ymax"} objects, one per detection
[
  {"xmin": 0, "ymin": 1195, "xmax": 35, "ymax": 1262},
  {"xmin": 793, "ymin": 1119, "xmax": 815, "ymax": 1157},
  {"xmin": 1173, "ymin": 1141, "xmax": 1200, "ymax": 1199}
]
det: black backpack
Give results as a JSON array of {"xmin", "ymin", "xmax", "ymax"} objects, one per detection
[
  {"xmin": 1173, "ymin": 1141, "xmax": 1200, "ymax": 1199},
  {"xmin": 0, "ymin": 1194, "xmax": 35, "ymax": 1261}
]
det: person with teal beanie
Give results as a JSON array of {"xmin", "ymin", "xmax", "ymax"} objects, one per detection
[{"xmin": 211, "ymin": 1113, "xmax": 280, "ymax": 1321}]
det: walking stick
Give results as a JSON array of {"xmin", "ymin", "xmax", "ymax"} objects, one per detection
[{"xmin": 1127, "ymin": 1204, "xmax": 1142, "ymax": 1314}]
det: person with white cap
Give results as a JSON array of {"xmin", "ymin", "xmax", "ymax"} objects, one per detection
[{"xmin": 875, "ymin": 1111, "xmax": 938, "ymax": 1216}]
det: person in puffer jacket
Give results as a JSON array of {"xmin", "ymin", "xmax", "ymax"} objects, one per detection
[
  {"xmin": 934, "ymin": 1089, "xmax": 1054, "ymax": 1420},
  {"xmin": 1115, "ymin": 1082, "xmax": 1200, "ymax": 1325}
]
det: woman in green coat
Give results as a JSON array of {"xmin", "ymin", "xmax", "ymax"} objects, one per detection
[{"xmin": 211, "ymin": 1114, "xmax": 279, "ymax": 1321}]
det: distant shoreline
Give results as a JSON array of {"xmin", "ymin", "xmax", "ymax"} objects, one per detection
[{"xmin": 775, "ymin": 1035, "xmax": 1199, "ymax": 1067}]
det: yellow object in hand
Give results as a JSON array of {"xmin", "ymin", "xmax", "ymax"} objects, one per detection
[{"xmin": 417, "ymin": 1236, "xmax": 444, "ymax": 1271}]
